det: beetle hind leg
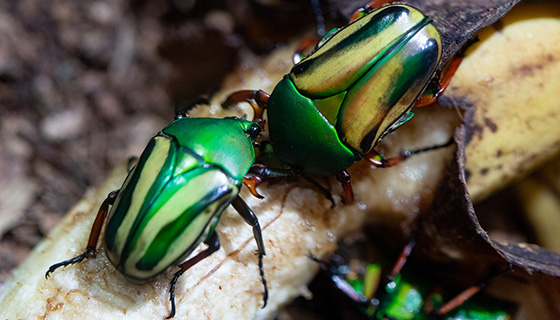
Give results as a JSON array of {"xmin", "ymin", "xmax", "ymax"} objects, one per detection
[
  {"xmin": 363, "ymin": 137, "xmax": 454, "ymax": 168},
  {"xmin": 300, "ymin": 174, "xmax": 335, "ymax": 208},
  {"xmin": 166, "ymin": 232, "xmax": 221, "ymax": 319},
  {"xmin": 45, "ymin": 190, "xmax": 119, "ymax": 279}
]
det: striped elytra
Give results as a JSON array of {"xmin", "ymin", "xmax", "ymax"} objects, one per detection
[{"xmin": 267, "ymin": 4, "xmax": 442, "ymax": 175}]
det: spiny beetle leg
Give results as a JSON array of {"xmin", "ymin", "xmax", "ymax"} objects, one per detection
[
  {"xmin": 335, "ymin": 170, "xmax": 353, "ymax": 204},
  {"xmin": 364, "ymin": 137, "xmax": 455, "ymax": 168},
  {"xmin": 222, "ymin": 90, "xmax": 270, "ymax": 127},
  {"xmin": 350, "ymin": 0, "xmax": 398, "ymax": 22},
  {"xmin": 166, "ymin": 232, "xmax": 221, "ymax": 319},
  {"xmin": 231, "ymin": 196, "xmax": 268, "ymax": 308},
  {"xmin": 45, "ymin": 189, "xmax": 119, "ymax": 279}
]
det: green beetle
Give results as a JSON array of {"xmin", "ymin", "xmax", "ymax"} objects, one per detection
[
  {"xmin": 310, "ymin": 240, "xmax": 515, "ymax": 320},
  {"xmin": 45, "ymin": 116, "xmax": 267, "ymax": 319},
  {"xmin": 225, "ymin": 3, "xmax": 457, "ymax": 203}
]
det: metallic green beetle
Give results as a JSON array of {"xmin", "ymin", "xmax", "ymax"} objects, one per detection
[
  {"xmin": 45, "ymin": 116, "xmax": 267, "ymax": 319},
  {"xmin": 312, "ymin": 252, "xmax": 515, "ymax": 320},
  {"xmin": 225, "ymin": 4, "xmax": 451, "ymax": 203}
]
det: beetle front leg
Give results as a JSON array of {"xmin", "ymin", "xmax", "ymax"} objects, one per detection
[
  {"xmin": 222, "ymin": 90, "xmax": 270, "ymax": 126},
  {"xmin": 166, "ymin": 232, "xmax": 221, "ymax": 319},
  {"xmin": 45, "ymin": 189, "xmax": 119, "ymax": 279},
  {"xmin": 231, "ymin": 196, "xmax": 268, "ymax": 308}
]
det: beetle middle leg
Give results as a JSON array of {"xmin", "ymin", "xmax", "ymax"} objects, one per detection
[
  {"xmin": 248, "ymin": 163, "xmax": 336, "ymax": 207},
  {"xmin": 45, "ymin": 190, "xmax": 119, "ymax": 279},
  {"xmin": 231, "ymin": 196, "xmax": 269, "ymax": 308}
]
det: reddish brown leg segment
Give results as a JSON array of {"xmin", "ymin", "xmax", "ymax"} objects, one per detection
[
  {"xmin": 415, "ymin": 55, "xmax": 464, "ymax": 107},
  {"xmin": 388, "ymin": 235, "xmax": 416, "ymax": 280},
  {"xmin": 243, "ymin": 176, "xmax": 264, "ymax": 199},
  {"xmin": 433, "ymin": 283, "xmax": 485, "ymax": 316},
  {"xmin": 166, "ymin": 232, "xmax": 221, "ymax": 319},
  {"xmin": 45, "ymin": 190, "xmax": 119, "ymax": 279},
  {"xmin": 222, "ymin": 90, "xmax": 270, "ymax": 126}
]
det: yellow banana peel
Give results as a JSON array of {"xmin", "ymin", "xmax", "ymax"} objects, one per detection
[{"xmin": 447, "ymin": 1, "xmax": 560, "ymax": 202}]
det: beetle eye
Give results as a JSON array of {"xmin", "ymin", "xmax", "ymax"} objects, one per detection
[{"xmin": 248, "ymin": 123, "xmax": 261, "ymax": 140}]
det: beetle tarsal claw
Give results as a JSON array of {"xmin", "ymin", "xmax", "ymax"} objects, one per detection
[{"xmin": 45, "ymin": 248, "xmax": 97, "ymax": 279}]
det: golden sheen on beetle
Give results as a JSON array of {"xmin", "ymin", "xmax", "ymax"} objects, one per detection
[{"xmin": 225, "ymin": 4, "xmax": 447, "ymax": 203}]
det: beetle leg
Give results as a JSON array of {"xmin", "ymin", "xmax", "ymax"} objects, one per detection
[
  {"xmin": 431, "ymin": 266, "xmax": 510, "ymax": 317},
  {"xmin": 415, "ymin": 37, "xmax": 478, "ymax": 107},
  {"xmin": 243, "ymin": 176, "xmax": 265, "ymax": 199},
  {"xmin": 222, "ymin": 90, "xmax": 270, "ymax": 127},
  {"xmin": 363, "ymin": 137, "xmax": 454, "ymax": 168},
  {"xmin": 415, "ymin": 55, "xmax": 463, "ymax": 107},
  {"xmin": 166, "ymin": 232, "xmax": 221, "ymax": 319},
  {"xmin": 335, "ymin": 170, "xmax": 353, "ymax": 204},
  {"xmin": 388, "ymin": 234, "xmax": 416, "ymax": 280},
  {"xmin": 231, "ymin": 196, "xmax": 269, "ymax": 308},
  {"xmin": 300, "ymin": 174, "xmax": 335, "ymax": 208},
  {"xmin": 350, "ymin": 0, "xmax": 397, "ymax": 22},
  {"xmin": 45, "ymin": 190, "xmax": 119, "ymax": 279},
  {"xmin": 250, "ymin": 162, "xmax": 336, "ymax": 207}
]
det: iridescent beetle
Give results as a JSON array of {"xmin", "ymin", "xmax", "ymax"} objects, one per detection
[
  {"xmin": 225, "ymin": 0, "xmax": 463, "ymax": 203},
  {"xmin": 45, "ymin": 111, "xmax": 267, "ymax": 319},
  {"xmin": 309, "ymin": 247, "xmax": 515, "ymax": 319}
]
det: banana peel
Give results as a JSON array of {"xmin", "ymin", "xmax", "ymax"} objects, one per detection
[
  {"xmin": 2, "ymin": 1, "xmax": 560, "ymax": 319},
  {"xmin": 514, "ymin": 156, "xmax": 560, "ymax": 253},
  {"xmin": 444, "ymin": 1, "xmax": 560, "ymax": 202}
]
